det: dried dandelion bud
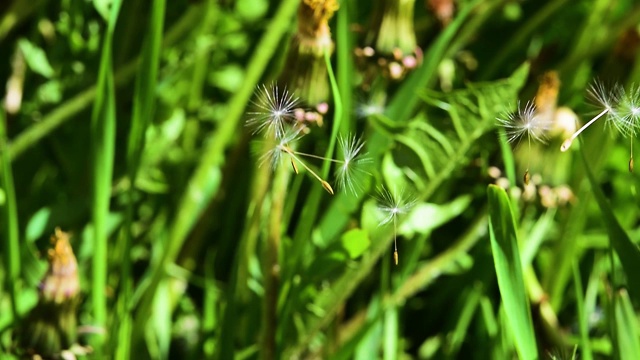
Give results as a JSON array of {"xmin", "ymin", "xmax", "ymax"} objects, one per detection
[
  {"xmin": 16, "ymin": 228, "xmax": 80, "ymax": 358},
  {"xmin": 360, "ymin": 0, "xmax": 422, "ymax": 80},
  {"xmin": 41, "ymin": 228, "xmax": 80, "ymax": 303},
  {"xmin": 534, "ymin": 71, "xmax": 560, "ymax": 119},
  {"xmin": 427, "ymin": 0, "xmax": 455, "ymax": 27},
  {"xmin": 280, "ymin": 0, "xmax": 339, "ymax": 107},
  {"xmin": 523, "ymin": 169, "xmax": 530, "ymax": 186}
]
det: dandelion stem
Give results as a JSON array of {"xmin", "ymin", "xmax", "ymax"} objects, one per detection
[
  {"xmin": 561, "ymin": 108, "xmax": 609, "ymax": 152},
  {"xmin": 630, "ymin": 137, "xmax": 635, "ymax": 173},
  {"xmin": 393, "ymin": 216, "xmax": 398, "ymax": 265}
]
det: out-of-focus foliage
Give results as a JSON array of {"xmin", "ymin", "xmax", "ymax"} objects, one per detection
[{"xmin": 1, "ymin": 0, "xmax": 640, "ymax": 359}]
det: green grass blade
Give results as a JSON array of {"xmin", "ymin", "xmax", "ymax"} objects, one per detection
[
  {"xmin": 90, "ymin": 0, "xmax": 123, "ymax": 351},
  {"xmin": 572, "ymin": 261, "xmax": 593, "ymax": 360},
  {"xmin": 579, "ymin": 143, "xmax": 640, "ymax": 302},
  {"xmin": 487, "ymin": 184, "xmax": 537, "ymax": 360},
  {"xmin": 335, "ymin": 0, "xmax": 354, "ymax": 135},
  {"xmin": 614, "ymin": 289, "xmax": 640, "ymax": 360},
  {"xmin": 117, "ymin": 0, "xmax": 166, "ymax": 357},
  {"xmin": 0, "ymin": 109, "xmax": 21, "ymax": 321}
]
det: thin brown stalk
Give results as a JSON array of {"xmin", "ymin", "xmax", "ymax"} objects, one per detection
[{"xmin": 262, "ymin": 161, "xmax": 290, "ymax": 360}]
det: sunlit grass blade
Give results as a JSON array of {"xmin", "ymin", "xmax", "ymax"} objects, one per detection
[
  {"xmin": 572, "ymin": 261, "xmax": 593, "ymax": 360},
  {"xmin": 487, "ymin": 184, "xmax": 537, "ymax": 360},
  {"xmin": 89, "ymin": 0, "xmax": 122, "ymax": 352}
]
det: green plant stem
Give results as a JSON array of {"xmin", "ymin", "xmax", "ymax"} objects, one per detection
[
  {"xmin": 90, "ymin": 0, "xmax": 122, "ymax": 352},
  {"xmin": 336, "ymin": 0, "xmax": 353, "ymax": 135},
  {"xmin": 262, "ymin": 162, "xmax": 290, "ymax": 360},
  {"xmin": 0, "ymin": 109, "xmax": 21, "ymax": 322},
  {"xmin": 389, "ymin": 210, "xmax": 486, "ymax": 305}
]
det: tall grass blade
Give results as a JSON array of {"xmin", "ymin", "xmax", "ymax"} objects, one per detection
[
  {"xmin": 487, "ymin": 184, "xmax": 537, "ymax": 360},
  {"xmin": 90, "ymin": 0, "xmax": 123, "ymax": 351},
  {"xmin": 117, "ymin": 0, "xmax": 166, "ymax": 357}
]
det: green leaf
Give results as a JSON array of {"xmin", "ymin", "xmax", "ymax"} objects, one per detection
[
  {"xmin": 399, "ymin": 195, "xmax": 472, "ymax": 237},
  {"xmin": 487, "ymin": 184, "xmax": 538, "ymax": 360},
  {"xmin": 18, "ymin": 39, "xmax": 54, "ymax": 78},
  {"xmin": 341, "ymin": 228, "xmax": 370, "ymax": 259}
]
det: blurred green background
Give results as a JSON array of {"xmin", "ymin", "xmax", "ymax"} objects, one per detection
[{"xmin": 1, "ymin": 0, "xmax": 640, "ymax": 359}]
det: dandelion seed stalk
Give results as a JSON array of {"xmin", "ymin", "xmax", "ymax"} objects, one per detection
[
  {"xmin": 279, "ymin": 144, "xmax": 334, "ymax": 194},
  {"xmin": 561, "ymin": 108, "xmax": 609, "ymax": 152}
]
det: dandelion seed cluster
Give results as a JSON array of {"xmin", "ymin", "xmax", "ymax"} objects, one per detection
[
  {"xmin": 561, "ymin": 81, "xmax": 640, "ymax": 152},
  {"xmin": 247, "ymin": 84, "xmax": 371, "ymax": 196}
]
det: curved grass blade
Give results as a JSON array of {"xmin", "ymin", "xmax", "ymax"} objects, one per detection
[
  {"xmin": 579, "ymin": 142, "xmax": 640, "ymax": 302},
  {"xmin": 487, "ymin": 184, "xmax": 537, "ymax": 360}
]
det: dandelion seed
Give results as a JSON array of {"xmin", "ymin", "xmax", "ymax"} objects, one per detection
[
  {"xmin": 562, "ymin": 81, "xmax": 640, "ymax": 170},
  {"xmin": 335, "ymin": 134, "xmax": 371, "ymax": 195},
  {"xmin": 561, "ymin": 81, "xmax": 625, "ymax": 152},
  {"xmin": 615, "ymin": 84, "xmax": 640, "ymax": 136},
  {"xmin": 498, "ymin": 100, "xmax": 550, "ymax": 184},
  {"xmin": 376, "ymin": 186, "xmax": 417, "ymax": 265},
  {"xmin": 246, "ymin": 83, "xmax": 299, "ymax": 139},
  {"xmin": 498, "ymin": 101, "xmax": 550, "ymax": 144},
  {"xmin": 258, "ymin": 128, "xmax": 305, "ymax": 169},
  {"xmin": 258, "ymin": 129, "xmax": 335, "ymax": 195},
  {"xmin": 617, "ymin": 84, "xmax": 640, "ymax": 171}
]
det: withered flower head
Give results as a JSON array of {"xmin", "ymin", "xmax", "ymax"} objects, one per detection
[
  {"xmin": 15, "ymin": 228, "xmax": 81, "ymax": 358},
  {"xmin": 40, "ymin": 227, "xmax": 80, "ymax": 303},
  {"xmin": 280, "ymin": 0, "xmax": 339, "ymax": 108}
]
